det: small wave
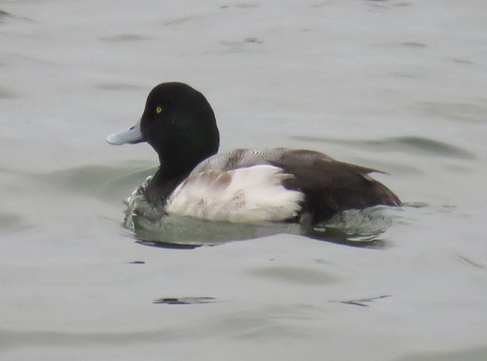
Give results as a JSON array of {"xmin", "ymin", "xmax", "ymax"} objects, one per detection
[
  {"xmin": 291, "ymin": 135, "xmax": 475, "ymax": 160},
  {"xmin": 418, "ymin": 101, "xmax": 487, "ymax": 124}
]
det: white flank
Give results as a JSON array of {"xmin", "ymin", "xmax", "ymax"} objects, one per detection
[{"xmin": 166, "ymin": 165, "xmax": 304, "ymax": 223}]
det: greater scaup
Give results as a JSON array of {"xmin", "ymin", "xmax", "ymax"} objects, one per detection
[{"xmin": 107, "ymin": 82, "xmax": 401, "ymax": 225}]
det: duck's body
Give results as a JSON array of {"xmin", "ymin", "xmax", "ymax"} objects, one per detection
[{"xmin": 107, "ymin": 82, "xmax": 401, "ymax": 225}]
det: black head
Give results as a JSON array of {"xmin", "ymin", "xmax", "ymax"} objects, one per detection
[{"xmin": 140, "ymin": 82, "xmax": 220, "ymax": 176}]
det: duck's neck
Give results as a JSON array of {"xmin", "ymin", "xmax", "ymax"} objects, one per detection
[
  {"xmin": 145, "ymin": 150, "xmax": 215, "ymax": 208},
  {"xmin": 145, "ymin": 167, "xmax": 190, "ymax": 208},
  {"xmin": 144, "ymin": 123, "xmax": 219, "ymax": 207}
]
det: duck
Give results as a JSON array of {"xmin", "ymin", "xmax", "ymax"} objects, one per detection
[{"xmin": 107, "ymin": 82, "xmax": 401, "ymax": 225}]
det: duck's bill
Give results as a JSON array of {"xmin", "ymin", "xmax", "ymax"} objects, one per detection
[{"xmin": 106, "ymin": 121, "xmax": 144, "ymax": 145}]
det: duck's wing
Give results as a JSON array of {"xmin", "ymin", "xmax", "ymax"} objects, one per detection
[
  {"xmin": 270, "ymin": 150, "xmax": 402, "ymax": 222},
  {"xmin": 193, "ymin": 148, "xmax": 401, "ymax": 223}
]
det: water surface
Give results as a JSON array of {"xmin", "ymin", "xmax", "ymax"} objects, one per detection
[{"xmin": 1, "ymin": 0, "xmax": 487, "ymax": 360}]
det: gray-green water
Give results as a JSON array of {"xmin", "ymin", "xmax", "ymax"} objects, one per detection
[{"xmin": 2, "ymin": 1, "xmax": 487, "ymax": 360}]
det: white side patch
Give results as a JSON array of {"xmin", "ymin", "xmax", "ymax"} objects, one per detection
[{"xmin": 166, "ymin": 165, "xmax": 304, "ymax": 223}]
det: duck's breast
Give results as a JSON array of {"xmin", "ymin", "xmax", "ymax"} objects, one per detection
[{"xmin": 166, "ymin": 165, "xmax": 304, "ymax": 223}]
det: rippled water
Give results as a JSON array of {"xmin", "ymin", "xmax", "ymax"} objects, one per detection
[{"xmin": 1, "ymin": 1, "xmax": 487, "ymax": 360}]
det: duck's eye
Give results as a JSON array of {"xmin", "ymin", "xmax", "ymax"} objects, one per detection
[{"xmin": 156, "ymin": 106, "xmax": 163, "ymax": 114}]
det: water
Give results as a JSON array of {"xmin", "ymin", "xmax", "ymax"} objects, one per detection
[{"xmin": 1, "ymin": 0, "xmax": 487, "ymax": 360}]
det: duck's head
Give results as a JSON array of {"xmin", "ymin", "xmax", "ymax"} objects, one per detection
[{"xmin": 107, "ymin": 82, "xmax": 220, "ymax": 175}]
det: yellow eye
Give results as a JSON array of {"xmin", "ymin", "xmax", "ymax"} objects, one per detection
[{"xmin": 156, "ymin": 106, "xmax": 162, "ymax": 114}]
